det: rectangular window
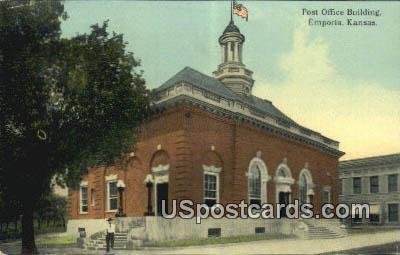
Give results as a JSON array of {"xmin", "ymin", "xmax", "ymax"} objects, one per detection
[
  {"xmin": 338, "ymin": 179, "xmax": 343, "ymax": 195},
  {"xmin": 208, "ymin": 228, "xmax": 221, "ymax": 238},
  {"xmin": 255, "ymin": 227, "xmax": 265, "ymax": 234},
  {"xmin": 90, "ymin": 188, "xmax": 95, "ymax": 206},
  {"xmin": 248, "ymin": 167, "xmax": 261, "ymax": 206},
  {"xmin": 388, "ymin": 174, "xmax": 398, "ymax": 192},
  {"xmin": 204, "ymin": 173, "xmax": 218, "ymax": 207},
  {"xmin": 224, "ymin": 45, "xmax": 228, "ymax": 62},
  {"xmin": 80, "ymin": 186, "xmax": 88, "ymax": 213},
  {"xmin": 107, "ymin": 181, "xmax": 118, "ymax": 211},
  {"xmin": 323, "ymin": 190, "xmax": 331, "ymax": 203},
  {"xmin": 353, "ymin": 177, "xmax": 361, "ymax": 194},
  {"xmin": 230, "ymin": 42, "xmax": 235, "ymax": 60},
  {"xmin": 369, "ymin": 204, "xmax": 380, "ymax": 223},
  {"xmin": 370, "ymin": 214, "xmax": 380, "ymax": 223},
  {"xmin": 388, "ymin": 204, "xmax": 399, "ymax": 223},
  {"xmin": 370, "ymin": 176, "xmax": 379, "ymax": 193}
]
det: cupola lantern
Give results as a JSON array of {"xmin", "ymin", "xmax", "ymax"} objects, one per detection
[{"xmin": 213, "ymin": 20, "xmax": 254, "ymax": 96}]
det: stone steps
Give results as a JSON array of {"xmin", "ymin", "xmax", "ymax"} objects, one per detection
[
  {"xmin": 303, "ymin": 220, "xmax": 347, "ymax": 239},
  {"xmin": 86, "ymin": 232, "xmax": 128, "ymax": 250},
  {"xmin": 84, "ymin": 218, "xmax": 146, "ymax": 251}
]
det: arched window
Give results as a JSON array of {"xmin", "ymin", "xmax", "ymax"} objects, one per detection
[
  {"xmin": 247, "ymin": 157, "xmax": 269, "ymax": 205},
  {"xmin": 299, "ymin": 173, "xmax": 308, "ymax": 204},
  {"xmin": 298, "ymin": 168, "xmax": 314, "ymax": 204},
  {"xmin": 248, "ymin": 165, "xmax": 261, "ymax": 205}
]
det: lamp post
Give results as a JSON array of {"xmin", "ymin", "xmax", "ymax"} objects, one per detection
[
  {"xmin": 144, "ymin": 174, "xmax": 155, "ymax": 216},
  {"xmin": 115, "ymin": 180, "xmax": 126, "ymax": 217}
]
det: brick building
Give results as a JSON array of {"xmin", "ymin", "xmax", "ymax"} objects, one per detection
[{"xmin": 68, "ymin": 20, "xmax": 344, "ymax": 222}]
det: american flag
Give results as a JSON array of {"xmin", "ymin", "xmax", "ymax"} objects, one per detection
[{"xmin": 233, "ymin": 1, "xmax": 248, "ymax": 21}]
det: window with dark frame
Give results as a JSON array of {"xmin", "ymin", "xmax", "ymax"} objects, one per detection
[
  {"xmin": 208, "ymin": 228, "xmax": 221, "ymax": 238},
  {"xmin": 370, "ymin": 213, "xmax": 380, "ymax": 223},
  {"xmin": 224, "ymin": 44, "xmax": 228, "ymax": 62},
  {"xmin": 230, "ymin": 42, "xmax": 235, "ymax": 60},
  {"xmin": 108, "ymin": 181, "xmax": 118, "ymax": 211},
  {"xmin": 338, "ymin": 179, "xmax": 343, "ymax": 195},
  {"xmin": 255, "ymin": 227, "xmax": 265, "ymax": 234},
  {"xmin": 80, "ymin": 186, "xmax": 88, "ymax": 213},
  {"xmin": 299, "ymin": 174, "xmax": 308, "ymax": 204},
  {"xmin": 370, "ymin": 176, "xmax": 379, "ymax": 193},
  {"xmin": 204, "ymin": 173, "xmax": 218, "ymax": 207},
  {"xmin": 369, "ymin": 204, "xmax": 380, "ymax": 223},
  {"xmin": 388, "ymin": 203, "xmax": 399, "ymax": 223},
  {"xmin": 388, "ymin": 174, "xmax": 398, "ymax": 192},
  {"xmin": 248, "ymin": 165, "xmax": 261, "ymax": 206},
  {"xmin": 353, "ymin": 177, "xmax": 361, "ymax": 194},
  {"xmin": 322, "ymin": 190, "xmax": 331, "ymax": 203}
]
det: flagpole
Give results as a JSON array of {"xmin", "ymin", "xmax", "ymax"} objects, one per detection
[{"xmin": 230, "ymin": 0, "xmax": 233, "ymax": 22}]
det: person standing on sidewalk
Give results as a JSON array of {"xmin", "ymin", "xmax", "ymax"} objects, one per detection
[{"xmin": 105, "ymin": 218, "xmax": 115, "ymax": 253}]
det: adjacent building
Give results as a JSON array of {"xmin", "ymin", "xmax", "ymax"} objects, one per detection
[{"xmin": 339, "ymin": 154, "xmax": 400, "ymax": 226}]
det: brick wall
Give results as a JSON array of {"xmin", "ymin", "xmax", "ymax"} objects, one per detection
[{"xmin": 68, "ymin": 104, "xmax": 340, "ymax": 219}]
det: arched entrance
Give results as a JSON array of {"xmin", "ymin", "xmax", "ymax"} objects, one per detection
[
  {"xmin": 274, "ymin": 158, "xmax": 294, "ymax": 217},
  {"xmin": 150, "ymin": 150, "xmax": 170, "ymax": 216}
]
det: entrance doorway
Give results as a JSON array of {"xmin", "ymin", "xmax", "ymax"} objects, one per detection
[
  {"xmin": 279, "ymin": 192, "xmax": 290, "ymax": 217},
  {"xmin": 156, "ymin": 183, "xmax": 168, "ymax": 216}
]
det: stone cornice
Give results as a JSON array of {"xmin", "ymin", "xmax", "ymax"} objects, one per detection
[
  {"xmin": 339, "ymin": 154, "xmax": 400, "ymax": 171},
  {"xmin": 153, "ymin": 83, "xmax": 345, "ymax": 157}
]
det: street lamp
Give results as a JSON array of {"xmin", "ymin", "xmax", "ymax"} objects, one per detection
[
  {"xmin": 115, "ymin": 180, "xmax": 126, "ymax": 217},
  {"xmin": 144, "ymin": 174, "xmax": 155, "ymax": 216}
]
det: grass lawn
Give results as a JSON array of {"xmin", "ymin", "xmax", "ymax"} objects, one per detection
[
  {"xmin": 148, "ymin": 233, "xmax": 296, "ymax": 247},
  {"xmin": 35, "ymin": 235, "xmax": 75, "ymax": 247},
  {"xmin": 0, "ymin": 235, "xmax": 75, "ymax": 252}
]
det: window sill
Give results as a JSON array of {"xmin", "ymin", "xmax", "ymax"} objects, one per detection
[
  {"xmin": 79, "ymin": 212, "xmax": 88, "ymax": 215},
  {"xmin": 106, "ymin": 210, "xmax": 117, "ymax": 213}
]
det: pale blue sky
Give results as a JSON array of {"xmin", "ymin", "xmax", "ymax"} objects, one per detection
[
  {"xmin": 61, "ymin": 1, "xmax": 400, "ymax": 90},
  {"xmin": 61, "ymin": 1, "xmax": 400, "ymax": 158}
]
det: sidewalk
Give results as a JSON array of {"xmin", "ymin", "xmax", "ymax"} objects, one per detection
[
  {"xmin": 149, "ymin": 230, "xmax": 400, "ymax": 255},
  {"xmin": 1, "ymin": 230, "xmax": 399, "ymax": 254}
]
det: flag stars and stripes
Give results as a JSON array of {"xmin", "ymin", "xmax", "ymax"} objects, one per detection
[{"xmin": 233, "ymin": 1, "xmax": 248, "ymax": 21}]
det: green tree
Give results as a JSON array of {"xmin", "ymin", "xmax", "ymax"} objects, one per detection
[
  {"xmin": 0, "ymin": 1, "xmax": 150, "ymax": 253},
  {"xmin": 35, "ymin": 193, "xmax": 67, "ymax": 230}
]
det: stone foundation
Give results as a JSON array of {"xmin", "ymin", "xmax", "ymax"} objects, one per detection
[{"xmin": 67, "ymin": 217, "xmax": 298, "ymax": 242}]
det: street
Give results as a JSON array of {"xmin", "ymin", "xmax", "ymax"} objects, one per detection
[{"xmin": 1, "ymin": 230, "xmax": 400, "ymax": 255}]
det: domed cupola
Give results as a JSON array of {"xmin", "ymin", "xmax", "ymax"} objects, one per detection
[
  {"xmin": 223, "ymin": 20, "xmax": 241, "ymax": 34},
  {"xmin": 213, "ymin": 20, "xmax": 254, "ymax": 97}
]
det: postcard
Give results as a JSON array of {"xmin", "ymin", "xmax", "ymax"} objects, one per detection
[{"xmin": 0, "ymin": 1, "xmax": 399, "ymax": 254}]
